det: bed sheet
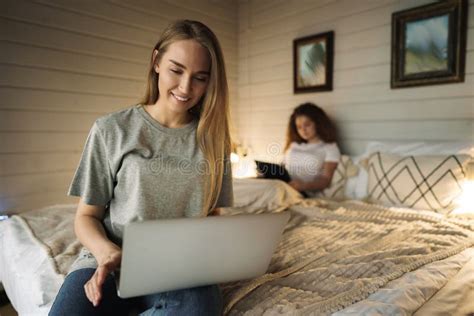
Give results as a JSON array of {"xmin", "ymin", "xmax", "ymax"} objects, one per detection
[
  {"xmin": 414, "ymin": 247, "xmax": 474, "ymax": 316},
  {"xmin": 334, "ymin": 248, "xmax": 474, "ymax": 316},
  {"xmin": 0, "ymin": 216, "xmax": 64, "ymax": 315}
]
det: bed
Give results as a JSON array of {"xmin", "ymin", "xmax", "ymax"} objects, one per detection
[{"xmin": 1, "ymin": 142, "xmax": 473, "ymax": 316}]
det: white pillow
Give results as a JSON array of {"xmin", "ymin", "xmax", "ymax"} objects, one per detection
[{"xmin": 366, "ymin": 152, "xmax": 470, "ymax": 214}]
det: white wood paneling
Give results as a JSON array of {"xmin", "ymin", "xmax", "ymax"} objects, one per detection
[
  {"xmin": 0, "ymin": 0, "xmax": 238, "ymax": 214},
  {"xmin": 237, "ymin": 97, "xmax": 474, "ymax": 122},
  {"xmin": 0, "ymin": 40, "xmax": 147, "ymax": 79},
  {"xmin": 0, "ymin": 190, "xmax": 77, "ymax": 215},
  {"xmin": 0, "ymin": 171, "xmax": 72, "ymax": 199},
  {"xmin": 247, "ymin": 0, "xmax": 395, "ymax": 42},
  {"xmin": 1, "ymin": 1, "xmax": 152, "ymax": 47},
  {"xmin": 0, "ymin": 17, "xmax": 150, "ymax": 62},
  {"xmin": 0, "ymin": 64, "xmax": 145, "ymax": 97},
  {"xmin": 234, "ymin": 0, "xmax": 474, "ymax": 162},
  {"xmin": 0, "ymin": 132, "xmax": 89, "ymax": 153},
  {"xmin": 0, "ymin": 152, "xmax": 79, "ymax": 177},
  {"xmin": 0, "ymin": 110, "xmax": 98, "ymax": 132},
  {"xmin": 0, "ymin": 87, "xmax": 135, "ymax": 113}
]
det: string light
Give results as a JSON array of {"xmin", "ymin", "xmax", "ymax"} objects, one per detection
[{"xmin": 452, "ymin": 160, "xmax": 474, "ymax": 215}]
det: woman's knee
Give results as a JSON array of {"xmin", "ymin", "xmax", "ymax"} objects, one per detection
[
  {"xmin": 49, "ymin": 268, "xmax": 130, "ymax": 316},
  {"xmin": 49, "ymin": 269, "xmax": 97, "ymax": 316}
]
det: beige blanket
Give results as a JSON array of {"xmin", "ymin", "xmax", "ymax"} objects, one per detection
[
  {"xmin": 14, "ymin": 200, "xmax": 474, "ymax": 315},
  {"xmin": 221, "ymin": 200, "xmax": 474, "ymax": 315},
  {"xmin": 13, "ymin": 204, "xmax": 80, "ymax": 277}
]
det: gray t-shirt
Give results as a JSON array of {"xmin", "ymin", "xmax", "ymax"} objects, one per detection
[{"xmin": 68, "ymin": 104, "xmax": 233, "ymax": 272}]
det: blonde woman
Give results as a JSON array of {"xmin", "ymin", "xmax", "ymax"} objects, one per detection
[{"xmin": 50, "ymin": 20, "xmax": 233, "ymax": 316}]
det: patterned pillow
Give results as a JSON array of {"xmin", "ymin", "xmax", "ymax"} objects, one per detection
[
  {"xmin": 367, "ymin": 152, "xmax": 470, "ymax": 214},
  {"xmin": 314, "ymin": 155, "xmax": 358, "ymax": 200}
]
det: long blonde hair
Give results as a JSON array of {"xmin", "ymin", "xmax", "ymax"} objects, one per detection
[{"xmin": 140, "ymin": 20, "xmax": 231, "ymax": 214}]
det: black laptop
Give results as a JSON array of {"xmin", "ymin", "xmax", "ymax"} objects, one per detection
[{"xmin": 255, "ymin": 160, "xmax": 291, "ymax": 183}]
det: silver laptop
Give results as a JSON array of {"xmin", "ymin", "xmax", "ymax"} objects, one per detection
[{"xmin": 116, "ymin": 211, "xmax": 290, "ymax": 298}]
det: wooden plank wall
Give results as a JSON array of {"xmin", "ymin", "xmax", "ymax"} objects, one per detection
[
  {"xmin": 1, "ymin": 0, "xmax": 472, "ymax": 214},
  {"xmin": 0, "ymin": 0, "xmax": 238, "ymax": 214},
  {"xmin": 236, "ymin": 0, "xmax": 474, "ymax": 162}
]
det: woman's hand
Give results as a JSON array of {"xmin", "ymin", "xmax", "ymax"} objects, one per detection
[
  {"xmin": 289, "ymin": 180, "xmax": 306, "ymax": 192},
  {"xmin": 208, "ymin": 207, "xmax": 221, "ymax": 216},
  {"xmin": 84, "ymin": 244, "xmax": 122, "ymax": 307}
]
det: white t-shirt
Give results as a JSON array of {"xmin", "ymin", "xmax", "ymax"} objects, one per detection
[{"xmin": 284, "ymin": 141, "xmax": 340, "ymax": 183}]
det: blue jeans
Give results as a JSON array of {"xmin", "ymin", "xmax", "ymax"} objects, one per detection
[{"xmin": 49, "ymin": 269, "xmax": 223, "ymax": 316}]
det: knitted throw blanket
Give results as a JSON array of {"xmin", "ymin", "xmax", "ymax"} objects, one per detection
[
  {"xmin": 13, "ymin": 204, "xmax": 81, "ymax": 277},
  {"xmin": 221, "ymin": 200, "xmax": 474, "ymax": 315}
]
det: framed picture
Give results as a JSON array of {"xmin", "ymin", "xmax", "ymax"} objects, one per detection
[
  {"xmin": 293, "ymin": 31, "xmax": 334, "ymax": 93},
  {"xmin": 391, "ymin": 0, "xmax": 468, "ymax": 88}
]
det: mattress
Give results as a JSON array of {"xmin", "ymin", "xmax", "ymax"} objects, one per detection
[{"xmin": 1, "ymin": 200, "xmax": 473, "ymax": 315}]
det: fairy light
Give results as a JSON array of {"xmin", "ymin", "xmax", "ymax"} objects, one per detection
[
  {"xmin": 230, "ymin": 152, "xmax": 240, "ymax": 164},
  {"xmin": 231, "ymin": 152, "xmax": 258, "ymax": 179},
  {"xmin": 452, "ymin": 160, "xmax": 474, "ymax": 215}
]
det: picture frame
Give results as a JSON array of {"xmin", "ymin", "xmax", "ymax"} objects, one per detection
[
  {"xmin": 391, "ymin": 0, "xmax": 468, "ymax": 89},
  {"xmin": 293, "ymin": 31, "xmax": 334, "ymax": 93}
]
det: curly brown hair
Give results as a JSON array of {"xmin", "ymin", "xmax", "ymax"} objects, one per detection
[{"xmin": 284, "ymin": 102, "xmax": 337, "ymax": 151}]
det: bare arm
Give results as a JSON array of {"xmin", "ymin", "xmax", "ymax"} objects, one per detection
[
  {"xmin": 74, "ymin": 198, "xmax": 121, "ymax": 307},
  {"xmin": 208, "ymin": 207, "xmax": 222, "ymax": 216},
  {"xmin": 289, "ymin": 162, "xmax": 338, "ymax": 192},
  {"xmin": 74, "ymin": 199, "xmax": 120, "ymax": 264}
]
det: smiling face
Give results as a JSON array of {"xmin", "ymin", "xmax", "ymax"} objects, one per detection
[
  {"xmin": 295, "ymin": 115, "xmax": 319, "ymax": 142},
  {"xmin": 154, "ymin": 39, "xmax": 211, "ymax": 118}
]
